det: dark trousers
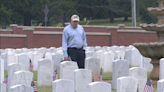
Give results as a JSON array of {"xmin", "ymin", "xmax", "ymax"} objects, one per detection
[{"xmin": 67, "ymin": 48, "xmax": 85, "ymax": 68}]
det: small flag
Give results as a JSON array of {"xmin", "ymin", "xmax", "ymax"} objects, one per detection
[
  {"xmin": 31, "ymin": 81, "xmax": 37, "ymax": 92},
  {"xmin": 52, "ymin": 67, "xmax": 58, "ymax": 80},
  {"xmin": 43, "ymin": 54, "xmax": 45, "ymax": 58},
  {"xmin": 143, "ymin": 78, "xmax": 154, "ymax": 92},
  {"xmin": 137, "ymin": 84, "xmax": 139, "ymax": 92},
  {"xmin": 92, "ymin": 76, "xmax": 94, "ymax": 82},
  {"xmin": 29, "ymin": 59, "xmax": 34, "ymax": 71},
  {"xmin": 3, "ymin": 75, "xmax": 8, "ymax": 88},
  {"xmin": 99, "ymin": 67, "xmax": 103, "ymax": 81}
]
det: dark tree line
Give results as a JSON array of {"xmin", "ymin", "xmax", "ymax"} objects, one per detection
[{"xmin": 0, "ymin": 0, "xmax": 158, "ymax": 28}]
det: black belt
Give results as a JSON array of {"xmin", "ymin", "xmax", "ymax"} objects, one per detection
[{"xmin": 68, "ymin": 47, "xmax": 83, "ymax": 50}]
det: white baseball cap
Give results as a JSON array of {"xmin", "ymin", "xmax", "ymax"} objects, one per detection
[{"xmin": 71, "ymin": 14, "xmax": 80, "ymax": 21}]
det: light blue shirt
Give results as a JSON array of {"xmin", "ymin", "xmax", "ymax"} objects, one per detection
[{"xmin": 62, "ymin": 24, "xmax": 87, "ymax": 57}]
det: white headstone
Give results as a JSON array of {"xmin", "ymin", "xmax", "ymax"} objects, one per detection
[
  {"xmin": 119, "ymin": 46, "xmax": 126, "ymax": 51},
  {"xmin": 96, "ymin": 50, "xmax": 104, "ymax": 69},
  {"xmin": 14, "ymin": 71, "xmax": 33, "ymax": 86},
  {"xmin": 94, "ymin": 46, "xmax": 102, "ymax": 52},
  {"xmin": 125, "ymin": 49, "xmax": 132, "ymax": 65},
  {"xmin": 131, "ymin": 48, "xmax": 142, "ymax": 66},
  {"xmin": 86, "ymin": 47, "xmax": 95, "ymax": 52},
  {"xmin": 52, "ymin": 53, "xmax": 63, "ymax": 73},
  {"xmin": 160, "ymin": 58, "xmax": 164, "ymax": 80},
  {"xmin": 129, "ymin": 67, "xmax": 147, "ymax": 92},
  {"xmin": 86, "ymin": 51, "xmax": 97, "ymax": 58},
  {"xmin": 16, "ymin": 49, "xmax": 23, "ymax": 54},
  {"xmin": 1, "ymin": 53, "xmax": 7, "ymax": 70},
  {"xmin": 116, "ymin": 50, "xmax": 125, "ymax": 60},
  {"xmin": 8, "ymin": 63, "xmax": 25, "ymax": 88},
  {"xmin": 28, "ymin": 52, "xmax": 33, "ymax": 62},
  {"xmin": 87, "ymin": 82, "xmax": 111, "ymax": 92},
  {"xmin": 56, "ymin": 50, "xmax": 63, "ymax": 55},
  {"xmin": 112, "ymin": 59, "xmax": 129, "ymax": 89},
  {"xmin": 85, "ymin": 57, "xmax": 100, "ymax": 81},
  {"xmin": 49, "ymin": 47, "xmax": 56, "ymax": 54},
  {"xmin": 37, "ymin": 47, "xmax": 47, "ymax": 57},
  {"xmin": 45, "ymin": 52, "xmax": 52, "ymax": 60},
  {"xmin": 142, "ymin": 57, "xmax": 153, "ymax": 72},
  {"xmin": 0, "ymin": 83, "xmax": 6, "ymax": 92},
  {"xmin": 117, "ymin": 77, "xmax": 138, "ymax": 92},
  {"xmin": 37, "ymin": 59, "xmax": 53, "ymax": 86},
  {"xmin": 0, "ymin": 59, "xmax": 4, "ymax": 83},
  {"xmin": 157, "ymin": 79, "xmax": 164, "ymax": 92},
  {"xmin": 74, "ymin": 69, "xmax": 92, "ymax": 92},
  {"xmin": 17, "ymin": 53, "xmax": 30, "ymax": 71},
  {"xmin": 7, "ymin": 53, "xmax": 16, "ymax": 65},
  {"xmin": 60, "ymin": 61, "xmax": 78, "ymax": 81},
  {"xmin": 33, "ymin": 53, "xmax": 42, "ymax": 71},
  {"xmin": 52, "ymin": 79, "xmax": 74, "ymax": 92},
  {"xmin": 103, "ymin": 52, "xmax": 114, "ymax": 73},
  {"xmin": 9, "ymin": 85, "xmax": 33, "ymax": 92}
]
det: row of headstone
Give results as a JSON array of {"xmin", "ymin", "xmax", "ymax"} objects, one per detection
[
  {"xmin": 112, "ymin": 58, "xmax": 148, "ymax": 91},
  {"xmin": 0, "ymin": 48, "xmax": 62, "ymax": 72},
  {"xmin": 52, "ymin": 79, "xmax": 111, "ymax": 92},
  {"xmin": 113, "ymin": 67, "xmax": 147, "ymax": 91},
  {"xmin": 1, "ymin": 45, "xmax": 153, "ymax": 72},
  {"xmin": 52, "ymin": 76, "xmax": 140, "ymax": 92},
  {"xmin": 86, "ymin": 45, "xmax": 153, "ymax": 73},
  {"xmin": 53, "ymin": 68, "xmax": 111, "ymax": 92},
  {"xmin": 4, "ymin": 63, "xmax": 34, "ymax": 92}
]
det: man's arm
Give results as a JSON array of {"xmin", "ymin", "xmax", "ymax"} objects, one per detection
[
  {"xmin": 82, "ymin": 28, "xmax": 87, "ymax": 50},
  {"xmin": 62, "ymin": 29, "xmax": 69, "ymax": 60}
]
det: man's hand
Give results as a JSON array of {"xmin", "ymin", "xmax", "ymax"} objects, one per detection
[{"xmin": 64, "ymin": 57, "xmax": 69, "ymax": 61}]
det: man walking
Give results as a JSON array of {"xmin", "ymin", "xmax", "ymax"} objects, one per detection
[{"xmin": 62, "ymin": 14, "xmax": 87, "ymax": 68}]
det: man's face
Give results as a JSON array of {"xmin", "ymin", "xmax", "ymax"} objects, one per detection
[{"xmin": 71, "ymin": 20, "xmax": 79, "ymax": 28}]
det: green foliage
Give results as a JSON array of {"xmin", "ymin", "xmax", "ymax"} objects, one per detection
[
  {"xmin": 0, "ymin": 0, "xmax": 13, "ymax": 24},
  {"xmin": 137, "ymin": 0, "xmax": 158, "ymax": 23}
]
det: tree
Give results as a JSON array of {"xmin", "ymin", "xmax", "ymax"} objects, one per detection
[
  {"xmin": 12, "ymin": 0, "xmax": 49, "ymax": 26},
  {"xmin": 105, "ymin": 0, "xmax": 132, "ymax": 23},
  {"xmin": 0, "ymin": 0, "xmax": 12, "ymax": 29},
  {"xmin": 136, "ymin": 0, "xmax": 158, "ymax": 23},
  {"xmin": 76, "ymin": 0, "xmax": 109, "ymax": 20}
]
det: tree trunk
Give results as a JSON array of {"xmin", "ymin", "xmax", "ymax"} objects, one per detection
[
  {"xmin": 124, "ymin": 14, "xmax": 128, "ymax": 21},
  {"xmin": 2, "ymin": 22, "xmax": 6, "ymax": 29},
  {"xmin": 109, "ymin": 10, "xmax": 114, "ymax": 23},
  {"xmin": 24, "ymin": 11, "xmax": 31, "ymax": 26}
]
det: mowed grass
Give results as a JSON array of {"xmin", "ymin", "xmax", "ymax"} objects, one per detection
[
  {"xmin": 4, "ymin": 70, "xmax": 157, "ymax": 92},
  {"xmin": 0, "ymin": 17, "xmax": 143, "ymax": 28},
  {"xmin": 79, "ymin": 18, "xmax": 142, "ymax": 27},
  {"xmin": 52, "ymin": 18, "xmax": 142, "ymax": 27}
]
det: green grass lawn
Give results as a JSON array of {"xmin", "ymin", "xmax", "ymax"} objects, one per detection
[
  {"xmin": 79, "ymin": 18, "xmax": 142, "ymax": 27},
  {"xmin": 4, "ymin": 70, "xmax": 157, "ymax": 92},
  {"xmin": 1, "ymin": 17, "xmax": 144, "ymax": 28}
]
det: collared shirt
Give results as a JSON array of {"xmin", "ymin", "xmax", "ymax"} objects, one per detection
[{"xmin": 62, "ymin": 24, "xmax": 87, "ymax": 57}]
